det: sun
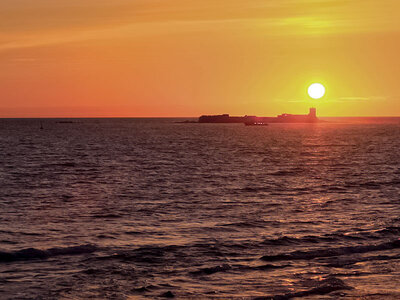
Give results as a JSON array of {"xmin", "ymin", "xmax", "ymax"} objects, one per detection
[{"xmin": 308, "ymin": 83, "xmax": 325, "ymax": 99}]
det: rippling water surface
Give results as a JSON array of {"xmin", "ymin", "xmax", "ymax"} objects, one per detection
[{"xmin": 1, "ymin": 118, "xmax": 400, "ymax": 299}]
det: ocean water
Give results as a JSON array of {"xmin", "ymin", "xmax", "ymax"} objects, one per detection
[{"xmin": 1, "ymin": 118, "xmax": 400, "ymax": 299}]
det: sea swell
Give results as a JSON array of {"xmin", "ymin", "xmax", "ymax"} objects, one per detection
[
  {"xmin": 261, "ymin": 239, "xmax": 400, "ymax": 262},
  {"xmin": 254, "ymin": 277, "xmax": 353, "ymax": 300},
  {"xmin": 0, "ymin": 244, "xmax": 97, "ymax": 262}
]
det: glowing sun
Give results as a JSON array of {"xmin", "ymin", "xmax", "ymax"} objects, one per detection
[{"xmin": 308, "ymin": 83, "xmax": 325, "ymax": 99}]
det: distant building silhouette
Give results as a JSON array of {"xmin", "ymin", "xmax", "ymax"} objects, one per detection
[
  {"xmin": 309, "ymin": 107, "xmax": 316, "ymax": 118},
  {"xmin": 199, "ymin": 108, "xmax": 319, "ymax": 123}
]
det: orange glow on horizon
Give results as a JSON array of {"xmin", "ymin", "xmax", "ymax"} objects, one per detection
[{"xmin": 1, "ymin": 1, "xmax": 400, "ymax": 117}]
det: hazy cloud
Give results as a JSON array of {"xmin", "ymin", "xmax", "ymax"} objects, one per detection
[
  {"xmin": 1, "ymin": 0, "xmax": 400, "ymax": 51},
  {"xmin": 337, "ymin": 96, "xmax": 387, "ymax": 102}
]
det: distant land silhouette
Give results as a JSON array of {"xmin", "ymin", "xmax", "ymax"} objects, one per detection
[{"xmin": 198, "ymin": 108, "xmax": 319, "ymax": 124}]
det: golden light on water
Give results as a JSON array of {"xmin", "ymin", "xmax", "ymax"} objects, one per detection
[{"xmin": 308, "ymin": 83, "xmax": 326, "ymax": 99}]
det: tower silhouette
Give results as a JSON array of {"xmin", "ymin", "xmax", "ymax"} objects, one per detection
[{"xmin": 309, "ymin": 107, "xmax": 317, "ymax": 119}]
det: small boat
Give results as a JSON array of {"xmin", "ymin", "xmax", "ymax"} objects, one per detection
[{"xmin": 244, "ymin": 122, "xmax": 269, "ymax": 126}]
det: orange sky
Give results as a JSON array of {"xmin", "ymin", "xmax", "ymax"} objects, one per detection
[{"xmin": 1, "ymin": 0, "xmax": 400, "ymax": 117}]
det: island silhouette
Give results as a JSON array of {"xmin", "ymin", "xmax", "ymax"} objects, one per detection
[{"xmin": 198, "ymin": 107, "xmax": 319, "ymax": 124}]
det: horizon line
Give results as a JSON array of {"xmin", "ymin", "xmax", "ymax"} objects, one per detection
[{"xmin": 2, "ymin": 115, "xmax": 400, "ymax": 119}]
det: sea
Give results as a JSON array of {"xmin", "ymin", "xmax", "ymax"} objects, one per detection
[{"xmin": 1, "ymin": 118, "xmax": 400, "ymax": 299}]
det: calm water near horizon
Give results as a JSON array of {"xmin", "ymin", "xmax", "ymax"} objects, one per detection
[{"xmin": 1, "ymin": 118, "xmax": 400, "ymax": 299}]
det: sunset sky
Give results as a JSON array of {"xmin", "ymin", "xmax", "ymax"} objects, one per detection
[{"xmin": 1, "ymin": 0, "xmax": 400, "ymax": 117}]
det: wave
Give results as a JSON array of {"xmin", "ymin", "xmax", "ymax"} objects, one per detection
[
  {"xmin": 39, "ymin": 162, "xmax": 77, "ymax": 168},
  {"xmin": 190, "ymin": 263, "xmax": 290, "ymax": 276},
  {"xmin": 92, "ymin": 213, "xmax": 122, "ymax": 219},
  {"xmin": 269, "ymin": 170, "xmax": 301, "ymax": 177},
  {"xmin": 260, "ymin": 225, "xmax": 400, "ymax": 247},
  {"xmin": 261, "ymin": 239, "xmax": 400, "ymax": 262},
  {"xmin": 260, "ymin": 233, "xmax": 363, "ymax": 246},
  {"xmin": 0, "ymin": 244, "xmax": 97, "ymax": 263},
  {"xmin": 190, "ymin": 264, "xmax": 231, "ymax": 275},
  {"xmin": 218, "ymin": 220, "xmax": 275, "ymax": 228},
  {"xmin": 374, "ymin": 226, "xmax": 400, "ymax": 236},
  {"xmin": 101, "ymin": 245, "xmax": 184, "ymax": 264},
  {"xmin": 254, "ymin": 277, "xmax": 353, "ymax": 300},
  {"xmin": 239, "ymin": 186, "xmax": 273, "ymax": 193},
  {"xmin": 326, "ymin": 253, "xmax": 400, "ymax": 268}
]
